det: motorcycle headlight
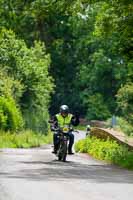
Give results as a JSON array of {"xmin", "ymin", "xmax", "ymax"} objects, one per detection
[{"xmin": 63, "ymin": 127, "xmax": 69, "ymax": 133}]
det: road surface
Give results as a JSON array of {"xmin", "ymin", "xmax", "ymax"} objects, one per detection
[{"xmin": 0, "ymin": 131, "xmax": 133, "ymax": 200}]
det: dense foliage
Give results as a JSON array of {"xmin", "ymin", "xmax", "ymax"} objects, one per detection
[
  {"xmin": 0, "ymin": 97, "xmax": 23, "ymax": 131},
  {"xmin": 0, "ymin": 0, "xmax": 132, "ymax": 130},
  {"xmin": 0, "ymin": 29, "xmax": 53, "ymax": 132},
  {"xmin": 117, "ymin": 83, "xmax": 133, "ymax": 124}
]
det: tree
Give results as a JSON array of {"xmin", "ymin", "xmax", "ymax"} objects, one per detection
[
  {"xmin": 0, "ymin": 29, "xmax": 54, "ymax": 132},
  {"xmin": 117, "ymin": 83, "xmax": 133, "ymax": 124},
  {"xmin": 0, "ymin": 0, "xmax": 132, "ymax": 123}
]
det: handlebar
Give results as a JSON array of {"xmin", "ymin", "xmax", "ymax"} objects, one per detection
[
  {"xmin": 73, "ymin": 130, "xmax": 79, "ymax": 133},
  {"xmin": 48, "ymin": 120, "xmax": 54, "ymax": 124},
  {"xmin": 51, "ymin": 127, "xmax": 79, "ymax": 133}
]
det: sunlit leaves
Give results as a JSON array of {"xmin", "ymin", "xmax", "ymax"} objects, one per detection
[
  {"xmin": 117, "ymin": 83, "xmax": 133, "ymax": 123},
  {"xmin": 0, "ymin": 29, "xmax": 54, "ymax": 131}
]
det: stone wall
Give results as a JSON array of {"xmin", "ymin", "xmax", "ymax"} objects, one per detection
[{"xmin": 90, "ymin": 127, "xmax": 133, "ymax": 151}]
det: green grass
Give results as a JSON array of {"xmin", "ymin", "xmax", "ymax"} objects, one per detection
[
  {"xmin": 75, "ymin": 136, "xmax": 133, "ymax": 170},
  {"xmin": 0, "ymin": 130, "xmax": 52, "ymax": 148}
]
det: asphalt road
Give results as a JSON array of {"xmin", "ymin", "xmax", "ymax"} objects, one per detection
[{"xmin": 0, "ymin": 131, "xmax": 133, "ymax": 200}]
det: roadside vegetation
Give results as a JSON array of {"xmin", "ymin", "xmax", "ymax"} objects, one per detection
[
  {"xmin": 0, "ymin": 130, "xmax": 52, "ymax": 148},
  {"xmin": 106, "ymin": 117, "xmax": 133, "ymax": 137},
  {"xmin": 75, "ymin": 137, "xmax": 133, "ymax": 170}
]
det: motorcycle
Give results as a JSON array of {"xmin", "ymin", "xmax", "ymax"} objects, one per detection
[
  {"xmin": 49, "ymin": 120, "xmax": 78, "ymax": 162},
  {"xmin": 54, "ymin": 126, "xmax": 72, "ymax": 162}
]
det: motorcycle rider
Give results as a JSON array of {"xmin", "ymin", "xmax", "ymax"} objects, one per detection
[
  {"xmin": 86, "ymin": 124, "xmax": 91, "ymax": 136},
  {"xmin": 51, "ymin": 105, "xmax": 80, "ymax": 154}
]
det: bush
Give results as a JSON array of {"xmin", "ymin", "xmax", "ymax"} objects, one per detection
[
  {"xmin": 0, "ymin": 97, "xmax": 24, "ymax": 131},
  {"xmin": 75, "ymin": 136, "xmax": 133, "ymax": 169},
  {"xmin": 106, "ymin": 117, "xmax": 133, "ymax": 136},
  {"xmin": 116, "ymin": 118, "xmax": 133, "ymax": 137},
  {"xmin": 117, "ymin": 83, "xmax": 133, "ymax": 124},
  {"xmin": 0, "ymin": 69, "xmax": 23, "ymax": 102}
]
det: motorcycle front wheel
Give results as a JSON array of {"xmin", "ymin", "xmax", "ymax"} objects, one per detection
[{"xmin": 58, "ymin": 140, "xmax": 67, "ymax": 162}]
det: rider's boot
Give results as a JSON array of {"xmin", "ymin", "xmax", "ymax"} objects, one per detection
[
  {"xmin": 52, "ymin": 144, "xmax": 58, "ymax": 154},
  {"xmin": 68, "ymin": 146, "xmax": 74, "ymax": 155},
  {"xmin": 68, "ymin": 151, "xmax": 74, "ymax": 155},
  {"xmin": 68, "ymin": 140, "xmax": 74, "ymax": 155}
]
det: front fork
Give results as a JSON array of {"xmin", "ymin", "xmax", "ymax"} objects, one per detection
[{"xmin": 57, "ymin": 136, "xmax": 68, "ymax": 158}]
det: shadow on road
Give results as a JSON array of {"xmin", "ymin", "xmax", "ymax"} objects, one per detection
[{"xmin": 0, "ymin": 159, "xmax": 133, "ymax": 184}]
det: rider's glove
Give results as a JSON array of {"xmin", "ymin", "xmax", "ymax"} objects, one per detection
[{"xmin": 51, "ymin": 126, "xmax": 55, "ymax": 131}]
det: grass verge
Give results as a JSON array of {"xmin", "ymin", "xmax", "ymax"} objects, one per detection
[
  {"xmin": 0, "ymin": 130, "xmax": 52, "ymax": 148},
  {"xmin": 75, "ymin": 136, "xmax": 133, "ymax": 170}
]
